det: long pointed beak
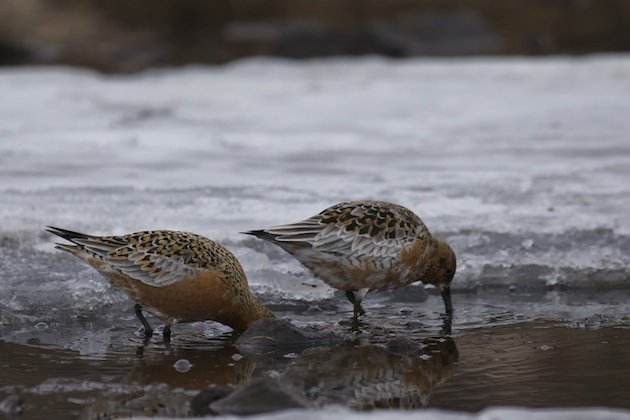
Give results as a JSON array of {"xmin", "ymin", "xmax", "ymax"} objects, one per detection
[{"xmin": 441, "ymin": 286, "xmax": 453, "ymax": 315}]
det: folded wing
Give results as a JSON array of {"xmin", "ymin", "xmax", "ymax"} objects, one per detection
[
  {"xmin": 47, "ymin": 227, "xmax": 198, "ymax": 287},
  {"xmin": 247, "ymin": 201, "xmax": 425, "ymax": 259}
]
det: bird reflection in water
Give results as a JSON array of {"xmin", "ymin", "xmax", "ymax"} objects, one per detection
[
  {"xmin": 284, "ymin": 336, "xmax": 458, "ymax": 410},
  {"xmin": 207, "ymin": 317, "xmax": 459, "ymax": 414},
  {"xmin": 288, "ymin": 337, "xmax": 458, "ymax": 410},
  {"xmin": 87, "ymin": 318, "xmax": 458, "ymax": 417}
]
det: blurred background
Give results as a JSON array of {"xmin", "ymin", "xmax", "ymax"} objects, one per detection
[
  {"xmin": 2, "ymin": 3, "xmax": 630, "ymax": 417},
  {"xmin": 2, "ymin": 0, "xmax": 630, "ymax": 72}
]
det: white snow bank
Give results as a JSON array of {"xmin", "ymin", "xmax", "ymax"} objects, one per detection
[
  {"xmin": 123, "ymin": 406, "xmax": 630, "ymax": 420},
  {"xmin": 1, "ymin": 55, "xmax": 630, "ymax": 309}
]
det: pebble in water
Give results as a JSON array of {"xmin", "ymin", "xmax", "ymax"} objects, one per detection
[
  {"xmin": 0, "ymin": 396, "xmax": 23, "ymax": 417},
  {"xmin": 173, "ymin": 359, "xmax": 193, "ymax": 373}
]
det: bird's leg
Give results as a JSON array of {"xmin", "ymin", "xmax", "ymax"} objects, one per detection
[
  {"xmin": 134, "ymin": 304, "xmax": 153, "ymax": 338},
  {"xmin": 353, "ymin": 297, "xmax": 364, "ymax": 320},
  {"xmin": 345, "ymin": 291, "xmax": 366, "ymax": 317},
  {"xmin": 440, "ymin": 286, "xmax": 453, "ymax": 315},
  {"xmin": 163, "ymin": 324, "xmax": 172, "ymax": 342},
  {"xmin": 440, "ymin": 313, "xmax": 453, "ymax": 336}
]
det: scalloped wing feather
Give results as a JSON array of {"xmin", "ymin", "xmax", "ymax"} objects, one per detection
[
  {"xmin": 107, "ymin": 250, "xmax": 195, "ymax": 287},
  {"xmin": 262, "ymin": 201, "xmax": 426, "ymax": 259},
  {"xmin": 70, "ymin": 232, "xmax": 206, "ymax": 287}
]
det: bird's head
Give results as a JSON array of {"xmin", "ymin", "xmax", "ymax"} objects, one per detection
[{"xmin": 425, "ymin": 239, "xmax": 456, "ymax": 315}]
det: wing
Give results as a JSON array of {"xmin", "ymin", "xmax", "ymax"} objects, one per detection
[
  {"xmin": 105, "ymin": 236, "xmax": 197, "ymax": 287},
  {"xmin": 248, "ymin": 201, "xmax": 430, "ymax": 258},
  {"xmin": 48, "ymin": 227, "xmax": 213, "ymax": 287}
]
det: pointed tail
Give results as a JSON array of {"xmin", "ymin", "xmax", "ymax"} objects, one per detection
[
  {"xmin": 46, "ymin": 226, "xmax": 91, "ymax": 255},
  {"xmin": 240, "ymin": 229, "xmax": 279, "ymax": 242},
  {"xmin": 46, "ymin": 226, "xmax": 90, "ymax": 244}
]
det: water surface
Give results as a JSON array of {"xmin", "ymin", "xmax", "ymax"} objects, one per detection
[{"xmin": 1, "ymin": 292, "xmax": 629, "ymax": 419}]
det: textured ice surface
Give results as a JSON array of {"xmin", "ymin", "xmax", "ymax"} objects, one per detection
[
  {"xmin": 1, "ymin": 56, "xmax": 630, "ymax": 323},
  {"xmin": 126, "ymin": 406, "xmax": 630, "ymax": 420}
]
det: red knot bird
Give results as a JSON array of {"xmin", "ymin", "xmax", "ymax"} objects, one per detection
[
  {"xmin": 47, "ymin": 227, "xmax": 273, "ymax": 340},
  {"xmin": 243, "ymin": 200, "xmax": 456, "ymax": 320}
]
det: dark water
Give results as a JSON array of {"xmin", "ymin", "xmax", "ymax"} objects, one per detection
[
  {"xmin": 1, "ymin": 292, "xmax": 629, "ymax": 419},
  {"xmin": 430, "ymin": 322, "xmax": 630, "ymax": 410}
]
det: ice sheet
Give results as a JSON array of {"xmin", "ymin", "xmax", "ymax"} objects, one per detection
[
  {"xmin": 124, "ymin": 405, "xmax": 630, "ymax": 420},
  {"xmin": 1, "ymin": 56, "xmax": 629, "ymax": 318}
]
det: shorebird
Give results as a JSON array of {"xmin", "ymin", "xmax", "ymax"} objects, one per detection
[
  {"xmin": 243, "ymin": 200, "xmax": 456, "ymax": 320},
  {"xmin": 47, "ymin": 227, "xmax": 273, "ymax": 340}
]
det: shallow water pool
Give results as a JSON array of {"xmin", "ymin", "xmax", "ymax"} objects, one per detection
[{"xmin": 1, "ymin": 291, "xmax": 629, "ymax": 419}]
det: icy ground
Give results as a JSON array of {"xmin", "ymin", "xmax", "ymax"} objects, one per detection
[
  {"xmin": 1, "ymin": 55, "xmax": 630, "ymax": 322},
  {"xmin": 138, "ymin": 406, "xmax": 630, "ymax": 420},
  {"xmin": 2, "ymin": 55, "xmax": 630, "ymax": 420}
]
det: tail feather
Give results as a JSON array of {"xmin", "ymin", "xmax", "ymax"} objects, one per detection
[
  {"xmin": 47, "ymin": 226, "xmax": 93, "ymax": 258},
  {"xmin": 53, "ymin": 242, "xmax": 82, "ymax": 256},
  {"xmin": 46, "ymin": 226, "xmax": 90, "ymax": 244},
  {"xmin": 47, "ymin": 226, "xmax": 127, "ymax": 262},
  {"xmin": 241, "ymin": 229, "xmax": 313, "ymax": 256},
  {"xmin": 241, "ymin": 229, "xmax": 279, "ymax": 242}
]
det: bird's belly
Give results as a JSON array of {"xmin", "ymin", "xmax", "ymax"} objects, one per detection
[
  {"xmin": 299, "ymin": 252, "xmax": 414, "ymax": 291},
  {"xmin": 101, "ymin": 270, "xmax": 240, "ymax": 324}
]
